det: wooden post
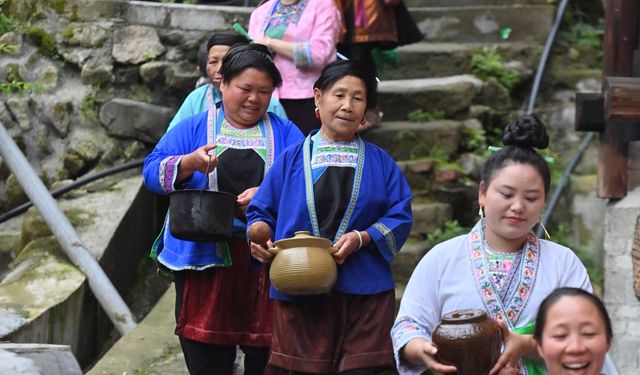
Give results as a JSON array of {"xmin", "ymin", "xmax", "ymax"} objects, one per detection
[{"xmin": 598, "ymin": 0, "xmax": 640, "ymax": 198}]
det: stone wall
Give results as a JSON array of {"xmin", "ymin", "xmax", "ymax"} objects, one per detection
[
  {"xmin": 603, "ymin": 188, "xmax": 640, "ymax": 374},
  {"xmin": 0, "ymin": 0, "xmax": 250, "ymax": 212}
]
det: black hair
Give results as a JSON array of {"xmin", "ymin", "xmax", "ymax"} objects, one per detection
[
  {"xmin": 219, "ymin": 43, "xmax": 282, "ymax": 88},
  {"xmin": 480, "ymin": 114, "xmax": 551, "ymax": 194},
  {"xmin": 533, "ymin": 287, "xmax": 613, "ymax": 344},
  {"xmin": 313, "ymin": 60, "xmax": 377, "ymax": 109},
  {"xmin": 197, "ymin": 31, "xmax": 250, "ymax": 77}
]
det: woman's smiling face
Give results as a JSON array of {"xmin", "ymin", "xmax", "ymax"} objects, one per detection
[{"xmin": 537, "ymin": 295, "xmax": 610, "ymax": 375}]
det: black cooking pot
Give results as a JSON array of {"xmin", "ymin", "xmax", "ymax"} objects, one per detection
[{"xmin": 169, "ymin": 189, "xmax": 237, "ymax": 242}]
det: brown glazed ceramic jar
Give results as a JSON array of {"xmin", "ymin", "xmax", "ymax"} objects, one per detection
[{"xmin": 431, "ymin": 309, "xmax": 502, "ymax": 375}]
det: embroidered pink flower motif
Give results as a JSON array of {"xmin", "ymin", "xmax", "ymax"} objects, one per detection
[
  {"xmin": 508, "ymin": 310, "xmax": 516, "ymax": 320},
  {"xmin": 527, "ymin": 251, "xmax": 534, "ymax": 260},
  {"xmin": 473, "ymin": 250, "xmax": 482, "ymax": 258},
  {"xmin": 496, "ymin": 312, "xmax": 504, "ymax": 321},
  {"xmin": 524, "ymin": 268, "xmax": 532, "ymax": 277},
  {"xmin": 519, "ymin": 286, "xmax": 527, "ymax": 297},
  {"xmin": 471, "ymin": 233, "xmax": 480, "ymax": 241},
  {"xmin": 478, "ymin": 268, "xmax": 485, "ymax": 276},
  {"xmin": 484, "ymin": 288, "xmax": 493, "ymax": 298}
]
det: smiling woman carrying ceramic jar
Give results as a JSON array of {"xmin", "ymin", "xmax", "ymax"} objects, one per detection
[
  {"xmin": 246, "ymin": 60, "xmax": 413, "ymax": 374},
  {"xmin": 392, "ymin": 114, "xmax": 593, "ymax": 375}
]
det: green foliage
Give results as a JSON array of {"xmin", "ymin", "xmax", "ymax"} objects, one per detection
[
  {"xmin": 562, "ymin": 23, "xmax": 603, "ymax": 50},
  {"xmin": 50, "ymin": 0, "xmax": 66, "ymax": 14},
  {"xmin": 427, "ymin": 220, "xmax": 468, "ymax": 246},
  {"xmin": 428, "ymin": 147, "xmax": 449, "ymax": 163},
  {"xmin": 461, "ymin": 126, "xmax": 487, "ymax": 153},
  {"xmin": 408, "ymin": 109, "xmax": 445, "ymax": 122},
  {"xmin": 0, "ymin": 0, "xmax": 20, "ymax": 35},
  {"xmin": 0, "ymin": 80, "xmax": 43, "ymax": 96},
  {"xmin": 470, "ymin": 49, "xmax": 519, "ymax": 90},
  {"xmin": 26, "ymin": 26, "xmax": 58, "ymax": 58},
  {"xmin": 0, "ymin": 42, "xmax": 18, "ymax": 54},
  {"xmin": 79, "ymin": 83, "xmax": 101, "ymax": 122},
  {"xmin": 551, "ymin": 223, "xmax": 603, "ymax": 288}
]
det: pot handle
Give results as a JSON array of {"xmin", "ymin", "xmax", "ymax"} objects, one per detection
[{"xmin": 268, "ymin": 246, "xmax": 281, "ymax": 255}]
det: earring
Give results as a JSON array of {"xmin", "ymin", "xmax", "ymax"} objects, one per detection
[
  {"xmin": 314, "ymin": 107, "xmax": 320, "ymax": 119},
  {"xmin": 539, "ymin": 219, "xmax": 551, "ymax": 239},
  {"xmin": 478, "ymin": 206, "xmax": 485, "ymax": 219}
]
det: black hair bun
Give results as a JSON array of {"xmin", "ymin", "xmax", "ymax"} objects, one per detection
[{"xmin": 502, "ymin": 114, "xmax": 549, "ymax": 150}]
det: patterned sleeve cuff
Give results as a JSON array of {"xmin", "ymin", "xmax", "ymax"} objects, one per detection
[
  {"xmin": 392, "ymin": 317, "xmax": 430, "ymax": 351},
  {"xmin": 292, "ymin": 41, "xmax": 313, "ymax": 69},
  {"xmin": 159, "ymin": 155, "xmax": 184, "ymax": 193},
  {"xmin": 371, "ymin": 222, "xmax": 399, "ymax": 257}
]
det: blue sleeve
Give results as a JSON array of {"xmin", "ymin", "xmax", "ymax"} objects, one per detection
[
  {"xmin": 143, "ymin": 114, "xmax": 205, "ymax": 195},
  {"xmin": 365, "ymin": 153, "xmax": 413, "ymax": 262}
]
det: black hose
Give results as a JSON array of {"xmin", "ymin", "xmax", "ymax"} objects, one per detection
[{"xmin": 0, "ymin": 158, "xmax": 144, "ymax": 224}]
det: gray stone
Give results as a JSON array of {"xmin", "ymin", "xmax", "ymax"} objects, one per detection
[
  {"xmin": 165, "ymin": 47, "xmax": 185, "ymax": 62},
  {"xmin": 62, "ymin": 22, "xmax": 110, "ymax": 48},
  {"xmin": 62, "ymin": 130, "xmax": 108, "ymax": 178},
  {"xmin": 81, "ymin": 63, "xmax": 114, "ymax": 85},
  {"xmin": 31, "ymin": 97, "xmax": 73, "ymax": 138},
  {"xmin": 58, "ymin": 47, "xmax": 94, "ymax": 68},
  {"xmin": 99, "ymin": 98, "xmax": 172, "ymax": 144},
  {"xmin": 39, "ymin": 64, "xmax": 59, "ymax": 91},
  {"xmin": 458, "ymin": 152, "xmax": 484, "ymax": 180},
  {"xmin": 0, "ymin": 32, "xmax": 22, "ymax": 55},
  {"xmin": 362, "ymin": 120, "xmax": 463, "ymax": 160},
  {"xmin": 410, "ymin": 201, "xmax": 452, "ymax": 237},
  {"xmin": 159, "ymin": 29, "xmax": 186, "ymax": 46},
  {"xmin": 378, "ymin": 75, "xmax": 482, "ymax": 120},
  {"xmin": 6, "ymin": 98, "xmax": 31, "ymax": 131},
  {"xmin": 113, "ymin": 66, "xmax": 140, "ymax": 85},
  {"xmin": 391, "ymin": 240, "xmax": 431, "ymax": 284},
  {"xmin": 478, "ymin": 77, "xmax": 511, "ymax": 110},
  {"xmin": 165, "ymin": 61, "xmax": 199, "ymax": 91},
  {"xmin": 0, "ymin": 344, "xmax": 82, "ymax": 375},
  {"xmin": 112, "ymin": 26, "xmax": 165, "ymax": 65},
  {"xmin": 0, "ymin": 101, "xmax": 16, "ymax": 128},
  {"xmin": 4, "ymin": 174, "xmax": 28, "ymax": 210},
  {"xmin": 139, "ymin": 61, "xmax": 171, "ymax": 83}
]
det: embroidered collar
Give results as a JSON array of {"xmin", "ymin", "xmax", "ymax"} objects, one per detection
[{"xmin": 467, "ymin": 219, "xmax": 540, "ymax": 330}]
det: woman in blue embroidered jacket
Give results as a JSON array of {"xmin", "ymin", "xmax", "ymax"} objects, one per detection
[
  {"xmin": 246, "ymin": 60, "xmax": 413, "ymax": 374},
  {"xmin": 143, "ymin": 44, "xmax": 303, "ymax": 375}
]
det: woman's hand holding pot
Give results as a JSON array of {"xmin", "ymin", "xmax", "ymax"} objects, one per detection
[
  {"xmin": 489, "ymin": 319, "xmax": 534, "ymax": 375},
  {"xmin": 402, "ymin": 338, "xmax": 457, "ymax": 375},
  {"xmin": 177, "ymin": 144, "xmax": 218, "ymax": 182}
]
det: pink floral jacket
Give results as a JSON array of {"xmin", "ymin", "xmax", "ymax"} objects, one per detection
[{"xmin": 248, "ymin": 0, "xmax": 340, "ymax": 99}]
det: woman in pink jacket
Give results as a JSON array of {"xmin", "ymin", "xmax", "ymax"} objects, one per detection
[{"xmin": 249, "ymin": 0, "xmax": 341, "ymax": 135}]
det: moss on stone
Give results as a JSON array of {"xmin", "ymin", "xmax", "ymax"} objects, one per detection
[
  {"xmin": 61, "ymin": 25, "xmax": 74, "ymax": 39},
  {"xmin": 26, "ymin": 26, "xmax": 57, "ymax": 58},
  {"xmin": 4, "ymin": 62, "xmax": 22, "ymax": 82},
  {"xmin": 50, "ymin": 0, "xmax": 66, "ymax": 14}
]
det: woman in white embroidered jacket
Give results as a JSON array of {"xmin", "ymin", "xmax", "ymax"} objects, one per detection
[{"xmin": 392, "ymin": 114, "xmax": 592, "ymax": 375}]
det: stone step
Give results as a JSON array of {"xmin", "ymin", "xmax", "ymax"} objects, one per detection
[
  {"xmin": 405, "ymin": 0, "xmax": 551, "ymax": 5},
  {"xmin": 377, "ymin": 75, "xmax": 484, "ymax": 121},
  {"xmin": 378, "ymin": 41, "xmax": 543, "ymax": 80},
  {"xmin": 410, "ymin": 199, "xmax": 452, "ymax": 239},
  {"xmin": 408, "ymin": 4, "xmax": 555, "ymax": 43},
  {"xmin": 362, "ymin": 119, "xmax": 469, "ymax": 160},
  {"xmin": 0, "ymin": 344, "xmax": 82, "ymax": 375},
  {"xmin": 391, "ymin": 239, "xmax": 430, "ymax": 286}
]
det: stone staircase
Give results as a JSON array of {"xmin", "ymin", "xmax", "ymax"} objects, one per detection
[
  {"xmin": 84, "ymin": 1, "xmax": 557, "ymax": 373},
  {"xmin": 359, "ymin": 0, "xmax": 556, "ymax": 308}
]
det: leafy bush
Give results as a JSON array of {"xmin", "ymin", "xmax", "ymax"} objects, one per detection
[
  {"xmin": 427, "ymin": 220, "xmax": 468, "ymax": 246},
  {"xmin": 408, "ymin": 109, "xmax": 445, "ymax": 122},
  {"xmin": 470, "ymin": 49, "xmax": 519, "ymax": 89}
]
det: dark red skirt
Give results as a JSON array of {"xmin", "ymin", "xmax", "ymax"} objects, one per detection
[{"xmin": 175, "ymin": 239, "xmax": 272, "ymax": 347}]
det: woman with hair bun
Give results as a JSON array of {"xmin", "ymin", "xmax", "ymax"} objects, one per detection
[{"xmin": 392, "ymin": 114, "xmax": 593, "ymax": 375}]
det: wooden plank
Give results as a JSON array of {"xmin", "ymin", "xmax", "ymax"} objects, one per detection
[
  {"xmin": 575, "ymin": 92, "xmax": 605, "ymax": 131},
  {"xmin": 604, "ymin": 76, "xmax": 640, "ymax": 120},
  {"xmin": 597, "ymin": 0, "xmax": 640, "ymax": 198}
]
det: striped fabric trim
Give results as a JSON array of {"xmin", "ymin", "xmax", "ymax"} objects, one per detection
[
  {"xmin": 159, "ymin": 155, "xmax": 183, "ymax": 193},
  {"xmin": 373, "ymin": 222, "xmax": 398, "ymax": 256}
]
